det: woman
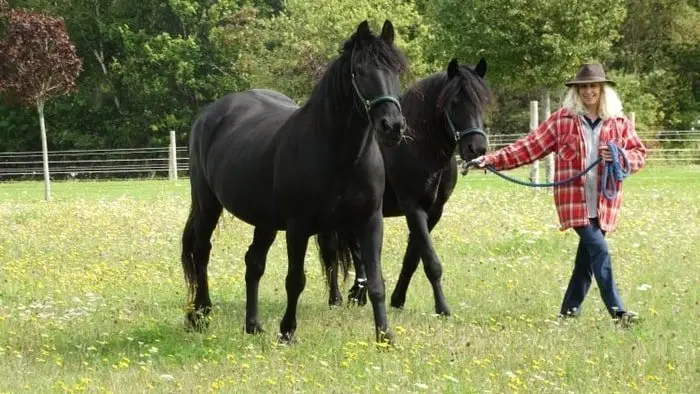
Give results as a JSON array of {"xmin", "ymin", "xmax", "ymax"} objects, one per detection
[{"xmin": 470, "ymin": 63, "xmax": 646, "ymax": 326}]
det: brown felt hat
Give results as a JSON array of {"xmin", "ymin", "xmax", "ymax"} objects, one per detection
[{"xmin": 565, "ymin": 63, "xmax": 615, "ymax": 87}]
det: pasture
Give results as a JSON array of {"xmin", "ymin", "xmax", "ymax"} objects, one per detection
[{"xmin": 1, "ymin": 166, "xmax": 698, "ymax": 393}]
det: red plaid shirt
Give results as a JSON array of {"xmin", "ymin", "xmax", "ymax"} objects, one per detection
[{"xmin": 484, "ymin": 108, "xmax": 646, "ymax": 232}]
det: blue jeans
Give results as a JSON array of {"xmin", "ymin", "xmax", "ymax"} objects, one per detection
[{"xmin": 560, "ymin": 218, "xmax": 626, "ymax": 318}]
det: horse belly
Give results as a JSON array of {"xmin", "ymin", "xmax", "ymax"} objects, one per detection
[
  {"xmin": 208, "ymin": 145, "xmax": 285, "ymax": 229},
  {"xmin": 320, "ymin": 186, "xmax": 382, "ymax": 230}
]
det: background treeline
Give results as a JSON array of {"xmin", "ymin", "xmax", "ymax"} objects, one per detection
[{"xmin": 1, "ymin": 0, "xmax": 699, "ymax": 152}]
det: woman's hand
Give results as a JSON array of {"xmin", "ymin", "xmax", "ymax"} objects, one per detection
[
  {"xmin": 599, "ymin": 145, "xmax": 614, "ymax": 162},
  {"xmin": 467, "ymin": 156, "xmax": 488, "ymax": 168},
  {"xmin": 459, "ymin": 155, "xmax": 489, "ymax": 176}
]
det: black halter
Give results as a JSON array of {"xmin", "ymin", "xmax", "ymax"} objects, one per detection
[
  {"xmin": 444, "ymin": 111, "xmax": 488, "ymax": 143},
  {"xmin": 350, "ymin": 48, "xmax": 402, "ymax": 119}
]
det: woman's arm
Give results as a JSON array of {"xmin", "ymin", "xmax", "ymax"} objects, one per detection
[
  {"xmin": 618, "ymin": 117, "xmax": 646, "ymax": 173},
  {"xmin": 483, "ymin": 110, "xmax": 560, "ymax": 171}
]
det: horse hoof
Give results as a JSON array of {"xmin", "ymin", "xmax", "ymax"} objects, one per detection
[
  {"xmin": 277, "ymin": 332, "xmax": 296, "ymax": 345},
  {"xmin": 376, "ymin": 329, "xmax": 395, "ymax": 347},
  {"xmin": 328, "ymin": 294, "xmax": 344, "ymax": 308},
  {"xmin": 348, "ymin": 285, "xmax": 368, "ymax": 307},
  {"xmin": 245, "ymin": 322, "xmax": 265, "ymax": 335},
  {"xmin": 389, "ymin": 297, "xmax": 405, "ymax": 310},
  {"xmin": 436, "ymin": 307, "xmax": 452, "ymax": 317},
  {"xmin": 185, "ymin": 311, "xmax": 210, "ymax": 332}
]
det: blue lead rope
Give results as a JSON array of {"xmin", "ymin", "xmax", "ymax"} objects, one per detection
[
  {"xmin": 600, "ymin": 142, "xmax": 630, "ymax": 199},
  {"xmin": 475, "ymin": 141, "xmax": 629, "ymax": 199}
]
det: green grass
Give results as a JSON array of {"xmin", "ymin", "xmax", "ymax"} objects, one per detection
[{"xmin": 1, "ymin": 166, "xmax": 699, "ymax": 393}]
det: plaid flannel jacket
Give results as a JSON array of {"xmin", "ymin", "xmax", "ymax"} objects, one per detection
[{"xmin": 484, "ymin": 108, "xmax": 646, "ymax": 232}]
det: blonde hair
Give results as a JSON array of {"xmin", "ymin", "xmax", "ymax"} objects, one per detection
[{"xmin": 561, "ymin": 84, "xmax": 624, "ymax": 119}]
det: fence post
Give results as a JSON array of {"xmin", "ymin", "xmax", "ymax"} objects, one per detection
[
  {"xmin": 543, "ymin": 91, "xmax": 554, "ymax": 188},
  {"xmin": 529, "ymin": 101, "xmax": 539, "ymax": 190},
  {"xmin": 630, "ymin": 112, "xmax": 636, "ymax": 128},
  {"xmin": 169, "ymin": 130, "xmax": 178, "ymax": 181}
]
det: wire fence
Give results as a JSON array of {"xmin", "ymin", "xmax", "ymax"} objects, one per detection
[
  {"xmin": 491, "ymin": 130, "xmax": 700, "ymax": 164},
  {"xmin": 1, "ymin": 130, "xmax": 698, "ymax": 181}
]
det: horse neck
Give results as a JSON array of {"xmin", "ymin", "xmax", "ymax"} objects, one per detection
[
  {"xmin": 404, "ymin": 78, "xmax": 457, "ymax": 167},
  {"xmin": 304, "ymin": 67, "xmax": 376, "ymax": 168}
]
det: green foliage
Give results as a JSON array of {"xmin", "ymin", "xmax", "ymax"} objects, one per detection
[
  {"xmin": 0, "ymin": 0, "xmax": 698, "ymax": 151},
  {"xmin": 426, "ymin": 0, "xmax": 626, "ymax": 91},
  {"xmin": 235, "ymin": 0, "xmax": 430, "ymax": 102},
  {"xmin": 613, "ymin": 0, "xmax": 700, "ymax": 128},
  {"xmin": 606, "ymin": 71, "xmax": 663, "ymax": 132}
]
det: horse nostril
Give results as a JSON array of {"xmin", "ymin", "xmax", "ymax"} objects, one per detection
[
  {"xmin": 392, "ymin": 122, "xmax": 404, "ymax": 137},
  {"xmin": 381, "ymin": 118, "xmax": 392, "ymax": 132},
  {"xmin": 469, "ymin": 144, "xmax": 487, "ymax": 156}
]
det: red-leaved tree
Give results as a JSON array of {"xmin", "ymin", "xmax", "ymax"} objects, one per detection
[{"xmin": 0, "ymin": 7, "xmax": 82, "ymax": 200}]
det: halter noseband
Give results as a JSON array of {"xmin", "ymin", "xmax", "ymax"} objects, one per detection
[
  {"xmin": 351, "ymin": 73, "xmax": 402, "ymax": 115},
  {"xmin": 349, "ymin": 47, "xmax": 402, "ymax": 118},
  {"xmin": 445, "ymin": 111, "xmax": 488, "ymax": 143}
]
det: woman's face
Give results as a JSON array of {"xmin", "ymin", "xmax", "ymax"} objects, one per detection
[{"xmin": 577, "ymin": 83, "xmax": 602, "ymax": 109}]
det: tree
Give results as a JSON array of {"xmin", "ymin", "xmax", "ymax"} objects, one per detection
[
  {"xmin": 234, "ymin": 0, "xmax": 430, "ymax": 103},
  {"xmin": 427, "ymin": 0, "xmax": 626, "ymax": 92},
  {"xmin": 612, "ymin": 0, "xmax": 700, "ymax": 128},
  {"xmin": 424, "ymin": 0, "xmax": 626, "ymax": 138},
  {"xmin": 0, "ymin": 8, "xmax": 83, "ymax": 200}
]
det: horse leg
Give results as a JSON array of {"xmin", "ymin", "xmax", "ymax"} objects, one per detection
[
  {"xmin": 182, "ymin": 192, "xmax": 222, "ymax": 331},
  {"xmin": 359, "ymin": 211, "xmax": 393, "ymax": 344},
  {"xmin": 244, "ymin": 226, "xmax": 277, "ymax": 334},
  {"xmin": 392, "ymin": 203, "xmax": 450, "ymax": 316},
  {"xmin": 389, "ymin": 233, "xmax": 420, "ymax": 310},
  {"xmin": 279, "ymin": 221, "xmax": 310, "ymax": 343},
  {"xmin": 328, "ymin": 246, "xmax": 343, "ymax": 307},
  {"xmin": 347, "ymin": 233, "xmax": 368, "ymax": 306}
]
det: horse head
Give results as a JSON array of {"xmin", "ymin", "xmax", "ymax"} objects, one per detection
[
  {"xmin": 345, "ymin": 20, "xmax": 407, "ymax": 147},
  {"xmin": 439, "ymin": 58, "xmax": 491, "ymax": 168}
]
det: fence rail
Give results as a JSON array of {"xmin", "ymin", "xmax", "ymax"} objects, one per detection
[{"xmin": 1, "ymin": 130, "xmax": 698, "ymax": 181}]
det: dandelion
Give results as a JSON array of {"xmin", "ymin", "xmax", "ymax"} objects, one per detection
[
  {"xmin": 443, "ymin": 375, "xmax": 459, "ymax": 383},
  {"xmin": 414, "ymin": 382, "xmax": 428, "ymax": 390}
]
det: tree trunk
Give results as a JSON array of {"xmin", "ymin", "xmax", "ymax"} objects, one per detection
[
  {"xmin": 94, "ymin": 48, "xmax": 121, "ymax": 110},
  {"xmin": 37, "ymin": 100, "xmax": 51, "ymax": 201}
]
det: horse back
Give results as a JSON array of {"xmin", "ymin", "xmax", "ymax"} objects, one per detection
[{"xmin": 190, "ymin": 90, "xmax": 300, "ymax": 227}]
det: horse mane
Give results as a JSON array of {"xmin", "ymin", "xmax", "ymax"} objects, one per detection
[
  {"xmin": 402, "ymin": 65, "xmax": 492, "ymax": 159},
  {"xmin": 301, "ymin": 30, "xmax": 409, "ymax": 128}
]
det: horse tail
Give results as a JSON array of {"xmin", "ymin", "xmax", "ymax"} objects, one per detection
[
  {"xmin": 316, "ymin": 230, "xmax": 353, "ymax": 291},
  {"xmin": 181, "ymin": 207, "xmax": 198, "ymax": 305}
]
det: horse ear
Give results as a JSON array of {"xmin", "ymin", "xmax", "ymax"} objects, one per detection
[
  {"xmin": 355, "ymin": 20, "xmax": 372, "ymax": 40},
  {"xmin": 475, "ymin": 57, "xmax": 487, "ymax": 78},
  {"xmin": 447, "ymin": 58, "xmax": 460, "ymax": 79},
  {"xmin": 380, "ymin": 20, "xmax": 395, "ymax": 45}
]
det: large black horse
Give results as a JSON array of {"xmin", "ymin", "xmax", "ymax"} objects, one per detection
[
  {"xmin": 181, "ymin": 20, "xmax": 408, "ymax": 343},
  {"xmin": 318, "ymin": 58, "xmax": 492, "ymax": 316}
]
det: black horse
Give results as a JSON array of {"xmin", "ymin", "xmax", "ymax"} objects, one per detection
[
  {"xmin": 318, "ymin": 58, "xmax": 491, "ymax": 316},
  {"xmin": 181, "ymin": 20, "xmax": 408, "ymax": 343}
]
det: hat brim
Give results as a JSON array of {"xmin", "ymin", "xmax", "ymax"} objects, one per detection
[{"xmin": 565, "ymin": 78, "xmax": 616, "ymax": 87}]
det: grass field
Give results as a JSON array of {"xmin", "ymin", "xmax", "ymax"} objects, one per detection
[{"xmin": 1, "ymin": 166, "xmax": 698, "ymax": 393}]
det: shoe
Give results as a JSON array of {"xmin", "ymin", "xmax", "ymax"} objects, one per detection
[
  {"xmin": 558, "ymin": 308, "xmax": 581, "ymax": 319},
  {"xmin": 615, "ymin": 311, "xmax": 640, "ymax": 328}
]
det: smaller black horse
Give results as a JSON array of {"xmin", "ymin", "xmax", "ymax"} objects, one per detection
[
  {"xmin": 318, "ymin": 58, "xmax": 492, "ymax": 315},
  {"xmin": 182, "ymin": 20, "xmax": 408, "ymax": 343}
]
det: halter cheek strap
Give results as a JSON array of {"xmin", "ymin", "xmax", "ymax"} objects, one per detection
[
  {"xmin": 351, "ymin": 72, "xmax": 402, "ymax": 116},
  {"xmin": 445, "ymin": 111, "xmax": 487, "ymax": 142}
]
